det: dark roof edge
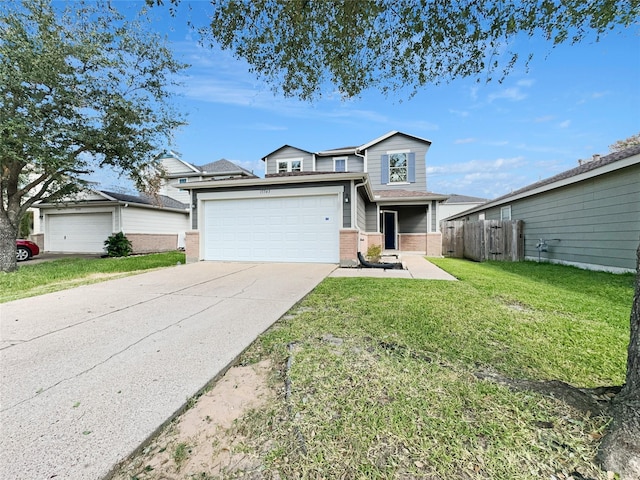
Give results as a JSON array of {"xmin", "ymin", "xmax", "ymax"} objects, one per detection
[{"xmin": 446, "ymin": 144, "xmax": 640, "ymax": 219}]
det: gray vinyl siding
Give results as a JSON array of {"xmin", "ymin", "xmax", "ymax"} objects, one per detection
[
  {"xmin": 514, "ymin": 167, "xmax": 639, "ymax": 270},
  {"xmin": 315, "ymin": 154, "xmax": 365, "ymax": 172},
  {"xmin": 192, "ymin": 181, "xmax": 353, "ymax": 229},
  {"xmin": 265, "ymin": 146, "xmax": 314, "ymax": 175},
  {"xmin": 365, "ymin": 134, "xmax": 429, "ymax": 192},
  {"xmin": 356, "ymin": 191, "xmax": 367, "ymax": 230},
  {"xmin": 365, "ymin": 203, "xmax": 378, "ymax": 231},
  {"xmin": 398, "ymin": 206, "xmax": 428, "ymax": 233},
  {"xmin": 451, "ymin": 164, "xmax": 640, "ymax": 271}
]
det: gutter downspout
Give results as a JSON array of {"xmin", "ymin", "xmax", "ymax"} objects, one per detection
[{"xmin": 354, "ymin": 148, "xmax": 368, "ymax": 254}]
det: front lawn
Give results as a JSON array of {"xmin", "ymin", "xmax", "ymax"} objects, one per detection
[
  {"xmin": 0, "ymin": 251, "xmax": 186, "ymax": 303},
  {"xmin": 223, "ymin": 259, "xmax": 633, "ymax": 479}
]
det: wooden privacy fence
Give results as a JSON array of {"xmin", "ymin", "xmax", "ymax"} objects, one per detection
[{"xmin": 441, "ymin": 220, "xmax": 524, "ymax": 262}]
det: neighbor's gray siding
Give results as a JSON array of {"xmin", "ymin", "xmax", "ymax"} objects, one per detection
[
  {"xmin": 265, "ymin": 146, "xmax": 314, "ymax": 175},
  {"xmin": 315, "ymin": 154, "xmax": 364, "ymax": 172},
  {"xmin": 453, "ymin": 165, "xmax": 640, "ymax": 271},
  {"xmin": 365, "ymin": 134, "xmax": 429, "ymax": 192}
]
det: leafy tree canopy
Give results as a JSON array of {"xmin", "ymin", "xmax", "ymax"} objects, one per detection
[
  {"xmin": 610, "ymin": 132, "xmax": 640, "ymax": 152},
  {"xmin": 0, "ymin": 0, "xmax": 186, "ymax": 271},
  {"xmin": 177, "ymin": 0, "xmax": 640, "ymax": 100}
]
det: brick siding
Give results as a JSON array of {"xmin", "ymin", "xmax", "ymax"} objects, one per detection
[
  {"xmin": 340, "ymin": 229, "xmax": 358, "ymax": 266},
  {"xmin": 126, "ymin": 234, "xmax": 178, "ymax": 254},
  {"xmin": 185, "ymin": 231, "xmax": 200, "ymax": 263}
]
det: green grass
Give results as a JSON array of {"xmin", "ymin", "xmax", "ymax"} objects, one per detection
[
  {"xmin": 0, "ymin": 251, "xmax": 186, "ymax": 303},
  {"xmin": 229, "ymin": 259, "xmax": 633, "ymax": 479}
]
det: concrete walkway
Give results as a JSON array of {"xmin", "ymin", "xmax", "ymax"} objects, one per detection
[
  {"xmin": 0, "ymin": 262, "xmax": 335, "ymax": 480},
  {"xmin": 329, "ymin": 253, "xmax": 457, "ymax": 280}
]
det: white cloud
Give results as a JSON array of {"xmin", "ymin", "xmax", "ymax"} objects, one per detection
[
  {"xmin": 558, "ymin": 120, "xmax": 571, "ymax": 128},
  {"xmin": 427, "ymin": 156, "xmax": 526, "ymax": 176},
  {"xmin": 517, "ymin": 79, "xmax": 535, "ymax": 87},
  {"xmin": 534, "ymin": 115, "xmax": 554, "ymax": 123},
  {"xmin": 488, "ymin": 87, "xmax": 527, "ymax": 102},
  {"xmin": 454, "ymin": 138, "xmax": 477, "ymax": 144}
]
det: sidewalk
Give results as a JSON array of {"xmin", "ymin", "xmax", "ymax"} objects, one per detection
[{"xmin": 329, "ymin": 253, "xmax": 457, "ymax": 280}]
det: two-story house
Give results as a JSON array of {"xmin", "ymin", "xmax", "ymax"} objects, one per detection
[
  {"xmin": 158, "ymin": 151, "xmax": 256, "ymax": 204},
  {"xmin": 180, "ymin": 131, "xmax": 453, "ymax": 265}
]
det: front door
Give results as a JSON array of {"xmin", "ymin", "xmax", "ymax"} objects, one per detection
[{"xmin": 382, "ymin": 211, "xmax": 397, "ymax": 250}]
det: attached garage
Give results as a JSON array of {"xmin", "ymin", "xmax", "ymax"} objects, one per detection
[
  {"xmin": 201, "ymin": 189, "xmax": 342, "ymax": 263},
  {"xmin": 46, "ymin": 212, "xmax": 113, "ymax": 253}
]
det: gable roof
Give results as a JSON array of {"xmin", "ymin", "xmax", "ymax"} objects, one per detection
[
  {"xmin": 159, "ymin": 153, "xmax": 201, "ymax": 174},
  {"xmin": 262, "ymin": 131, "xmax": 432, "ymax": 161},
  {"xmin": 357, "ymin": 131, "xmax": 432, "ymax": 152},
  {"xmin": 196, "ymin": 158, "xmax": 255, "ymax": 177},
  {"xmin": 261, "ymin": 145, "xmax": 315, "ymax": 161},
  {"xmin": 450, "ymin": 144, "xmax": 640, "ymax": 217}
]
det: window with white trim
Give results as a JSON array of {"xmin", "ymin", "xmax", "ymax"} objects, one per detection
[
  {"xmin": 178, "ymin": 178, "xmax": 187, "ymax": 184},
  {"xmin": 333, "ymin": 157, "xmax": 347, "ymax": 172},
  {"xmin": 500, "ymin": 206, "xmax": 511, "ymax": 220},
  {"xmin": 277, "ymin": 159, "xmax": 302, "ymax": 173},
  {"xmin": 389, "ymin": 152, "xmax": 408, "ymax": 183}
]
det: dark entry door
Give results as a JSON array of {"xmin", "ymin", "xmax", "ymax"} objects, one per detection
[{"xmin": 382, "ymin": 211, "xmax": 397, "ymax": 249}]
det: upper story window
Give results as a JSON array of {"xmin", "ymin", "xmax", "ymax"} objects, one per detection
[
  {"xmin": 389, "ymin": 152, "xmax": 408, "ymax": 183},
  {"xmin": 333, "ymin": 157, "xmax": 347, "ymax": 172},
  {"xmin": 380, "ymin": 151, "xmax": 416, "ymax": 185},
  {"xmin": 500, "ymin": 205, "xmax": 512, "ymax": 220},
  {"xmin": 277, "ymin": 159, "xmax": 302, "ymax": 173},
  {"xmin": 178, "ymin": 178, "xmax": 187, "ymax": 184}
]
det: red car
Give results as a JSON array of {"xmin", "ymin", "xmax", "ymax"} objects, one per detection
[{"xmin": 16, "ymin": 239, "xmax": 40, "ymax": 262}]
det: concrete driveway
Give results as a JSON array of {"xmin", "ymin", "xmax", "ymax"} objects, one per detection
[{"xmin": 0, "ymin": 261, "xmax": 335, "ymax": 480}]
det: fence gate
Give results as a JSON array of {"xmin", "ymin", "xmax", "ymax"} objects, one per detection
[{"xmin": 441, "ymin": 220, "xmax": 524, "ymax": 262}]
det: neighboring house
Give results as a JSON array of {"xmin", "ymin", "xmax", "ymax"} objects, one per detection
[
  {"xmin": 444, "ymin": 145, "xmax": 640, "ymax": 273},
  {"xmin": 31, "ymin": 156, "xmax": 254, "ymax": 254},
  {"xmin": 35, "ymin": 191, "xmax": 190, "ymax": 254},
  {"xmin": 158, "ymin": 152, "xmax": 256, "ymax": 205},
  {"xmin": 180, "ymin": 131, "xmax": 454, "ymax": 265},
  {"xmin": 436, "ymin": 194, "xmax": 488, "ymax": 226}
]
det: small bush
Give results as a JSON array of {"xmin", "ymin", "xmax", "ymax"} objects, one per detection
[
  {"xmin": 366, "ymin": 244, "xmax": 382, "ymax": 263},
  {"xmin": 104, "ymin": 232, "xmax": 132, "ymax": 257}
]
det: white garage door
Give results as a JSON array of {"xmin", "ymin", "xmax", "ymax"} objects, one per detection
[
  {"xmin": 203, "ymin": 194, "xmax": 340, "ymax": 263},
  {"xmin": 47, "ymin": 213, "xmax": 113, "ymax": 253}
]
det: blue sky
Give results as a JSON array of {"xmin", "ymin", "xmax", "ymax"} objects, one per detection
[{"xmin": 99, "ymin": 1, "xmax": 639, "ymax": 199}]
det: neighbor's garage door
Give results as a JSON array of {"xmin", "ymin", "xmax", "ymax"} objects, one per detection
[
  {"xmin": 47, "ymin": 213, "xmax": 113, "ymax": 253},
  {"xmin": 203, "ymin": 194, "xmax": 340, "ymax": 263}
]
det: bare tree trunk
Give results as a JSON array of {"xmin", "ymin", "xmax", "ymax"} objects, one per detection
[
  {"xmin": 0, "ymin": 209, "xmax": 19, "ymax": 272},
  {"xmin": 597, "ymin": 241, "xmax": 640, "ymax": 479}
]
